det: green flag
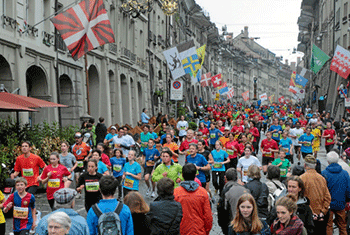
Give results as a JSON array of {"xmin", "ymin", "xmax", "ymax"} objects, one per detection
[{"xmin": 310, "ymin": 44, "xmax": 330, "ymax": 74}]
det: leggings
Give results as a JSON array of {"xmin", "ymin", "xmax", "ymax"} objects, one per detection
[
  {"xmin": 48, "ymin": 199, "xmax": 55, "ymax": 210},
  {"xmin": 212, "ymin": 171, "xmax": 225, "ymax": 193},
  {"xmin": 0, "ymin": 223, "xmax": 5, "ymax": 235},
  {"xmin": 116, "ymin": 176, "xmax": 123, "ymax": 200}
]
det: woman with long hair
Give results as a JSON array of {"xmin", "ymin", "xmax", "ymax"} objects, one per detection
[
  {"xmin": 229, "ymin": 193, "xmax": 270, "ymax": 235},
  {"xmin": 124, "ymin": 191, "xmax": 151, "ymax": 235}
]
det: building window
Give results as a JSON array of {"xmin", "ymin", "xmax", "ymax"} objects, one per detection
[{"xmin": 344, "ymin": 2, "xmax": 348, "ymax": 18}]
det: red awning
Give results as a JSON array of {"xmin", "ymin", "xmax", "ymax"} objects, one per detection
[
  {"xmin": 0, "ymin": 100, "xmax": 38, "ymax": 112},
  {"xmin": 0, "ymin": 92, "xmax": 68, "ymax": 108}
]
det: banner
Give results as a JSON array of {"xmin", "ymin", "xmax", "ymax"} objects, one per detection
[
  {"xmin": 278, "ymin": 96, "xmax": 285, "ymax": 103},
  {"xmin": 219, "ymin": 87, "xmax": 229, "ymax": 95},
  {"xmin": 170, "ymin": 80, "xmax": 183, "ymax": 100},
  {"xmin": 310, "ymin": 43, "xmax": 330, "ymax": 74},
  {"xmin": 242, "ymin": 91, "xmax": 249, "ymax": 101},
  {"xmin": 194, "ymin": 44, "xmax": 206, "ymax": 78},
  {"xmin": 178, "ymin": 40, "xmax": 200, "ymax": 79},
  {"xmin": 330, "ymin": 45, "xmax": 350, "ymax": 79},
  {"xmin": 269, "ymin": 94, "xmax": 275, "ymax": 103},
  {"xmin": 215, "ymin": 93, "xmax": 220, "ymax": 101},
  {"xmin": 295, "ymin": 74, "xmax": 308, "ymax": 87},
  {"xmin": 259, "ymin": 93, "xmax": 267, "ymax": 101},
  {"xmin": 163, "ymin": 47, "xmax": 186, "ymax": 80},
  {"xmin": 227, "ymin": 88, "xmax": 234, "ymax": 99},
  {"xmin": 217, "ymin": 82, "xmax": 227, "ymax": 90},
  {"xmin": 201, "ymin": 72, "xmax": 211, "ymax": 87},
  {"xmin": 211, "ymin": 74, "xmax": 222, "ymax": 88},
  {"xmin": 51, "ymin": 0, "xmax": 115, "ymax": 60}
]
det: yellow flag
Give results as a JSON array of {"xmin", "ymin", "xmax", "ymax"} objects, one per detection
[{"xmin": 194, "ymin": 44, "xmax": 206, "ymax": 78}]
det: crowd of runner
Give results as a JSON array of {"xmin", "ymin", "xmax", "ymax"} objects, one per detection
[{"xmin": 2, "ymin": 103, "xmax": 350, "ymax": 235}]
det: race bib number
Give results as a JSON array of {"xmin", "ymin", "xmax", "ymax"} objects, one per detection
[
  {"xmin": 304, "ymin": 142, "xmax": 311, "ymax": 147},
  {"xmin": 213, "ymin": 163, "xmax": 223, "ymax": 169},
  {"xmin": 265, "ymin": 152, "xmax": 272, "ymax": 157},
  {"xmin": 203, "ymin": 136, "xmax": 208, "ymax": 140},
  {"xmin": 86, "ymin": 182, "xmax": 99, "ymax": 192},
  {"xmin": 141, "ymin": 143, "xmax": 148, "ymax": 148},
  {"xmin": 22, "ymin": 168, "xmax": 34, "ymax": 177},
  {"xmin": 243, "ymin": 169, "xmax": 248, "ymax": 176},
  {"xmin": 226, "ymin": 149, "xmax": 234, "ymax": 155},
  {"xmin": 210, "ymin": 134, "xmax": 216, "ymax": 138},
  {"xmin": 273, "ymin": 133, "xmax": 279, "ymax": 138},
  {"xmin": 280, "ymin": 168, "xmax": 287, "ymax": 176},
  {"xmin": 327, "ymin": 139, "xmax": 333, "ymax": 143},
  {"xmin": 282, "ymin": 148, "xmax": 289, "ymax": 153},
  {"xmin": 186, "ymin": 150, "xmax": 190, "ymax": 156},
  {"xmin": 146, "ymin": 160, "xmax": 155, "ymax": 167},
  {"xmin": 13, "ymin": 206, "xmax": 28, "ymax": 219},
  {"xmin": 124, "ymin": 178, "xmax": 134, "ymax": 188},
  {"xmin": 77, "ymin": 161, "xmax": 84, "ymax": 168},
  {"xmin": 180, "ymin": 126, "xmax": 186, "ymax": 130},
  {"xmin": 113, "ymin": 164, "xmax": 122, "ymax": 172},
  {"xmin": 48, "ymin": 179, "xmax": 60, "ymax": 188}
]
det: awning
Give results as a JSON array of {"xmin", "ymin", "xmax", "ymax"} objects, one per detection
[
  {"xmin": 0, "ymin": 92, "xmax": 68, "ymax": 108},
  {"xmin": 0, "ymin": 100, "xmax": 38, "ymax": 112}
]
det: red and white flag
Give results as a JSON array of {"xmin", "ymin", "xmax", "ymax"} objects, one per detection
[
  {"xmin": 330, "ymin": 45, "xmax": 350, "ymax": 79},
  {"xmin": 242, "ymin": 90, "xmax": 249, "ymax": 101},
  {"xmin": 227, "ymin": 87, "xmax": 234, "ymax": 99},
  {"xmin": 278, "ymin": 96, "xmax": 285, "ymax": 103},
  {"xmin": 201, "ymin": 72, "xmax": 212, "ymax": 87},
  {"xmin": 51, "ymin": 0, "xmax": 115, "ymax": 60},
  {"xmin": 211, "ymin": 74, "xmax": 222, "ymax": 88}
]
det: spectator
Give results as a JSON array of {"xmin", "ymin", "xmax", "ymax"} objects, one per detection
[
  {"xmin": 95, "ymin": 117, "xmax": 107, "ymax": 145},
  {"xmin": 265, "ymin": 165, "xmax": 285, "ymax": 211},
  {"xmin": 47, "ymin": 211, "xmax": 71, "ymax": 235},
  {"xmin": 124, "ymin": 192, "xmax": 151, "ymax": 235},
  {"xmin": 36, "ymin": 188, "xmax": 89, "ymax": 235},
  {"xmin": 148, "ymin": 177, "xmax": 183, "ymax": 235},
  {"xmin": 244, "ymin": 165, "xmax": 269, "ymax": 220},
  {"xmin": 300, "ymin": 154, "xmax": 331, "ymax": 235},
  {"xmin": 11, "ymin": 141, "xmax": 46, "ymax": 194},
  {"xmin": 86, "ymin": 175, "xmax": 134, "ymax": 235},
  {"xmin": 174, "ymin": 163, "xmax": 212, "ymax": 235},
  {"xmin": 141, "ymin": 108, "xmax": 150, "ymax": 124},
  {"xmin": 322, "ymin": 151, "xmax": 350, "ymax": 235},
  {"xmin": 104, "ymin": 126, "xmax": 118, "ymax": 146},
  {"xmin": 228, "ymin": 194, "xmax": 270, "ymax": 235},
  {"xmin": 219, "ymin": 169, "xmax": 250, "ymax": 235}
]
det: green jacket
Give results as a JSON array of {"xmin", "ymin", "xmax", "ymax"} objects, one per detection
[{"xmin": 152, "ymin": 162, "xmax": 184, "ymax": 188}]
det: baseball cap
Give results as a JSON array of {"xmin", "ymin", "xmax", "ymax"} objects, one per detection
[
  {"xmin": 224, "ymin": 127, "xmax": 230, "ymax": 131},
  {"xmin": 74, "ymin": 133, "xmax": 82, "ymax": 138},
  {"xmin": 304, "ymin": 154, "xmax": 316, "ymax": 164},
  {"xmin": 54, "ymin": 188, "xmax": 78, "ymax": 204},
  {"xmin": 111, "ymin": 126, "xmax": 117, "ymax": 130}
]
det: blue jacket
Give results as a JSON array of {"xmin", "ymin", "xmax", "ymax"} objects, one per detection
[
  {"xmin": 87, "ymin": 199, "xmax": 134, "ymax": 235},
  {"xmin": 36, "ymin": 208, "xmax": 89, "ymax": 235},
  {"xmin": 322, "ymin": 163, "xmax": 350, "ymax": 210}
]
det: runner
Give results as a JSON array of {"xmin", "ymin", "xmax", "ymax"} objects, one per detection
[
  {"xmin": 237, "ymin": 146, "xmax": 261, "ymax": 184},
  {"xmin": 290, "ymin": 122, "xmax": 304, "ymax": 161},
  {"xmin": 260, "ymin": 132, "xmax": 279, "ymax": 174},
  {"xmin": 142, "ymin": 139, "xmax": 160, "ymax": 198},
  {"xmin": 209, "ymin": 122, "xmax": 222, "ymax": 150},
  {"xmin": 268, "ymin": 118, "xmax": 283, "ymax": 145},
  {"xmin": 322, "ymin": 121, "xmax": 337, "ymax": 153},
  {"xmin": 59, "ymin": 141, "xmax": 77, "ymax": 186},
  {"xmin": 198, "ymin": 140, "xmax": 213, "ymax": 194},
  {"xmin": 279, "ymin": 131, "xmax": 294, "ymax": 164},
  {"xmin": 209, "ymin": 141, "xmax": 230, "ymax": 194},
  {"xmin": 71, "ymin": 132, "xmax": 91, "ymax": 185},
  {"xmin": 110, "ymin": 149, "xmax": 126, "ymax": 200},
  {"xmin": 311, "ymin": 122, "xmax": 322, "ymax": 158},
  {"xmin": 122, "ymin": 150, "xmax": 142, "ymax": 196},
  {"xmin": 179, "ymin": 130, "xmax": 198, "ymax": 155},
  {"xmin": 177, "ymin": 115, "xmax": 188, "ymax": 143},
  {"xmin": 225, "ymin": 132, "xmax": 240, "ymax": 169},
  {"xmin": 186, "ymin": 143, "xmax": 210, "ymax": 188},
  {"xmin": 299, "ymin": 127, "xmax": 315, "ymax": 159},
  {"xmin": 162, "ymin": 133, "xmax": 179, "ymax": 162}
]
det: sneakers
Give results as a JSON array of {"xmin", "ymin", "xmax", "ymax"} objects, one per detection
[
  {"xmin": 146, "ymin": 188, "xmax": 151, "ymax": 196},
  {"xmin": 151, "ymin": 191, "xmax": 156, "ymax": 198}
]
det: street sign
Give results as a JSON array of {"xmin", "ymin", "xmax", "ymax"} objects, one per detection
[{"xmin": 170, "ymin": 80, "xmax": 183, "ymax": 100}]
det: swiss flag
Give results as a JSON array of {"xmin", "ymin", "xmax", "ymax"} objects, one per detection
[
  {"xmin": 211, "ymin": 74, "xmax": 222, "ymax": 88},
  {"xmin": 242, "ymin": 91, "xmax": 249, "ymax": 101},
  {"xmin": 330, "ymin": 45, "xmax": 350, "ymax": 79},
  {"xmin": 201, "ymin": 72, "xmax": 212, "ymax": 87},
  {"xmin": 227, "ymin": 88, "xmax": 234, "ymax": 99},
  {"xmin": 278, "ymin": 96, "xmax": 285, "ymax": 103}
]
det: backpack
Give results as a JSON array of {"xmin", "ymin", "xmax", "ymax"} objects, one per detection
[
  {"xmin": 92, "ymin": 202, "xmax": 123, "ymax": 235},
  {"xmin": 268, "ymin": 181, "xmax": 285, "ymax": 211}
]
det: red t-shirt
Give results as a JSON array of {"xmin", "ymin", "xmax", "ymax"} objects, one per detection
[
  {"xmin": 72, "ymin": 142, "xmax": 91, "ymax": 161},
  {"xmin": 231, "ymin": 126, "xmax": 240, "ymax": 134},
  {"xmin": 101, "ymin": 153, "xmax": 111, "ymax": 166},
  {"xmin": 225, "ymin": 140, "xmax": 240, "ymax": 159},
  {"xmin": 41, "ymin": 164, "xmax": 71, "ymax": 200},
  {"xmin": 179, "ymin": 138, "xmax": 198, "ymax": 153},
  {"xmin": 198, "ymin": 128, "xmax": 209, "ymax": 137},
  {"xmin": 14, "ymin": 154, "xmax": 46, "ymax": 187},
  {"xmin": 324, "ymin": 129, "xmax": 336, "ymax": 146},
  {"xmin": 219, "ymin": 126, "xmax": 225, "ymax": 133},
  {"xmin": 299, "ymin": 120, "xmax": 307, "ymax": 127},
  {"xmin": 260, "ymin": 139, "xmax": 278, "ymax": 158},
  {"xmin": 249, "ymin": 127, "xmax": 260, "ymax": 142}
]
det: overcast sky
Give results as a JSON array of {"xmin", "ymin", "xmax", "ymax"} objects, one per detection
[{"xmin": 196, "ymin": 0, "xmax": 303, "ymax": 63}]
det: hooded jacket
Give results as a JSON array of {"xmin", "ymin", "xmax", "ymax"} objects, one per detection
[
  {"xmin": 322, "ymin": 163, "xmax": 350, "ymax": 210},
  {"xmin": 174, "ymin": 181, "xmax": 213, "ymax": 235}
]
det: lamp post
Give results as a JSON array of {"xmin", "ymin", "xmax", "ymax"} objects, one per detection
[{"xmin": 253, "ymin": 76, "xmax": 257, "ymax": 100}]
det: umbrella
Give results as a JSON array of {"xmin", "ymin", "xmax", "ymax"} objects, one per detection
[
  {"xmin": 0, "ymin": 100, "xmax": 38, "ymax": 112},
  {"xmin": 0, "ymin": 92, "xmax": 68, "ymax": 108}
]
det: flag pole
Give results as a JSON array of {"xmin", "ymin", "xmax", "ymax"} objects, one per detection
[
  {"xmin": 85, "ymin": 55, "xmax": 91, "ymax": 115},
  {"xmin": 21, "ymin": 0, "xmax": 79, "ymax": 34},
  {"xmin": 55, "ymin": 0, "xmax": 62, "ymax": 127}
]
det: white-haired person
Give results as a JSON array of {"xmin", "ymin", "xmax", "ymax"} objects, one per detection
[
  {"xmin": 321, "ymin": 151, "xmax": 350, "ymax": 235},
  {"xmin": 47, "ymin": 211, "xmax": 71, "ymax": 235}
]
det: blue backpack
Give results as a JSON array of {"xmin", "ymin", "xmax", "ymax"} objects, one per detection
[{"xmin": 92, "ymin": 202, "xmax": 123, "ymax": 235}]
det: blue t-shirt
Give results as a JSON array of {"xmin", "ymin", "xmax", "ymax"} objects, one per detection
[
  {"xmin": 299, "ymin": 134, "xmax": 314, "ymax": 153},
  {"xmin": 150, "ymin": 132, "xmax": 158, "ymax": 139},
  {"xmin": 209, "ymin": 128, "xmax": 222, "ymax": 145},
  {"xmin": 97, "ymin": 161, "xmax": 108, "ymax": 174},
  {"xmin": 143, "ymin": 148, "xmax": 160, "ymax": 167},
  {"xmin": 200, "ymin": 120, "xmax": 211, "ymax": 128},
  {"xmin": 140, "ymin": 132, "xmax": 154, "ymax": 151},
  {"xmin": 279, "ymin": 137, "xmax": 293, "ymax": 155},
  {"xmin": 269, "ymin": 125, "xmax": 283, "ymax": 141},
  {"xmin": 292, "ymin": 118, "xmax": 298, "ymax": 124},
  {"xmin": 123, "ymin": 161, "xmax": 142, "ymax": 190},
  {"xmin": 110, "ymin": 157, "xmax": 126, "ymax": 178},
  {"xmin": 186, "ymin": 154, "xmax": 208, "ymax": 183},
  {"xmin": 211, "ymin": 149, "xmax": 228, "ymax": 172},
  {"xmin": 105, "ymin": 133, "xmax": 117, "ymax": 141}
]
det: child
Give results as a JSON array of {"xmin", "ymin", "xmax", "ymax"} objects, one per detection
[
  {"xmin": 110, "ymin": 149, "xmax": 126, "ymax": 200},
  {"xmin": 142, "ymin": 139, "xmax": 160, "ymax": 198},
  {"xmin": 3, "ymin": 177, "xmax": 36, "ymax": 235},
  {"xmin": 123, "ymin": 150, "xmax": 142, "ymax": 197},
  {"xmin": 272, "ymin": 150, "xmax": 291, "ymax": 182},
  {"xmin": 91, "ymin": 149, "xmax": 109, "ymax": 175},
  {"xmin": 77, "ymin": 159, "xmax": 103, "ymax": 212}
]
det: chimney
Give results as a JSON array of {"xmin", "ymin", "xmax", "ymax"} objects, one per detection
[
  {"xmin": 285, "ymin": 59, "xmax": 289, "ymax": 65},
  {"xmin": 244, "ymin": 26, "xmax": 249, "ymax": 37}
]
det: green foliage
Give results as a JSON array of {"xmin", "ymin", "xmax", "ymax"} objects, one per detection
[
  {"xmin": 188, "ymin": 122, "xmax": 197, "ymax": 131},
  {"xmin": 0, "ymin": 118, "xmax": 79, "ymax": 183}
]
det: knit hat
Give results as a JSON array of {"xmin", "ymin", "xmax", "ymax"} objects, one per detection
[{"xmin": 304, "ymin": 154, "xmax": 316, "ymax": 164}]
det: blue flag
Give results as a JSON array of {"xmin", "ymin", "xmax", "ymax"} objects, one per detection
[
  {"xmin": 219, "ymin": 87, "xmax": 229, "ymax": 94},
  {"xmin": 295, "ymin": 74, "xmax": 308, "ymax": 87}
]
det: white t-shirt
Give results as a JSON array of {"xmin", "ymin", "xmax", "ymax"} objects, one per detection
[
  {"xmin": 177, "ymin": 121, "xmax": 189, "ymax": 137},
  {"xmin": 112, "ymin": 135, "xmax": 135, "ymax": 157},
  {"xmin": 309, "ymin": 118, "xmax": 318, "ymax": 124},
  {"xmin": 237, "ymin": 156, "xmax": 261, "ymax": 183},
  {"xmin": 290, "ymin": 128, "xmax": 304, "ymax": 146}
]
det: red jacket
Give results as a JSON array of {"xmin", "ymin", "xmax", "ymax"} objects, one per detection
[{"xmin": 174, "ymin": 182, "xmax": 213, "ymax": 235}]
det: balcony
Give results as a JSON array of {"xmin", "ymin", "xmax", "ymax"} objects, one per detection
[
  {"xmin": 130, "ymin": 52, "xmax": 136, "ymax": 63},
  {"xmin": 121, "ymin": 47, "xmax": 131, "ymax": 59},
  {"xmin": 109, "ymin": 43, "xmax": 117, "ymax": 54},
  {"xmin": 342, "ymin": 16, "xmax": 348, "ymax": 24},
  {"xmin": 42, "ymin": 31, "xmax": 54, "ymax": 47},
  {"xmin": 26, "ymin": 24, "xmax": 39, "ymax": 37}
]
